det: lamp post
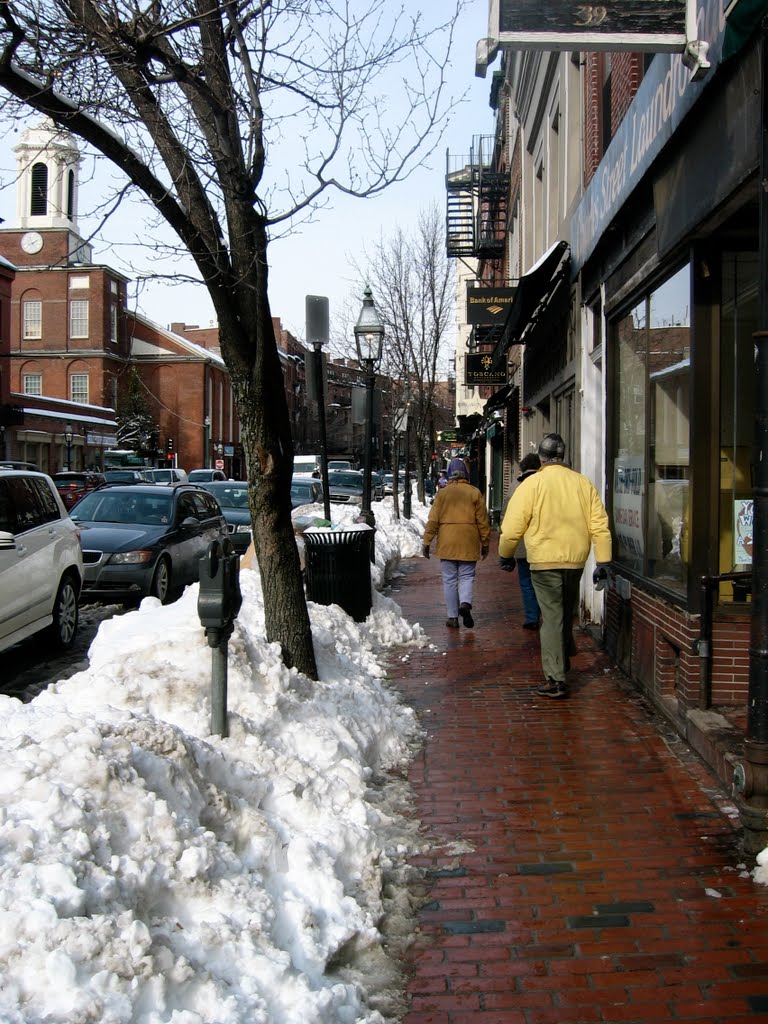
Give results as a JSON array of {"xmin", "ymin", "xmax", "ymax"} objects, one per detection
[
  {"xmin": 312, "ymin": 340, "xmax": 333, "ymax": 521},
  {"xmin": 354, "ymin": 285, "xmax": 385, "ymax": 531},
  {"xmin": 64, "ymin": 423, "xmax": 74, "ymax": 471},
  {"xmin": 203, "ymin": 415, "xmax": 211, "ymax": 469}
]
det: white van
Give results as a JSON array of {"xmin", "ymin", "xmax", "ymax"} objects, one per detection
[{"xmin": 293, "ymin": 455, "xmax": 320, "ymax": 476}]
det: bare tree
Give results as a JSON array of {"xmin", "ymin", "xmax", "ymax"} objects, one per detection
[
  {"xmin": 0, "ymin": 0, "xmax": 463, "ymax": 676},
  {"xmin": 351, "ymin": 205, "xmax": 455, "ymax": 504}
]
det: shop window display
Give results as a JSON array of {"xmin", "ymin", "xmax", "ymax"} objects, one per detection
[{"xmin": 611, "ymin": 264, "xmax": 691, "ymax": 594}]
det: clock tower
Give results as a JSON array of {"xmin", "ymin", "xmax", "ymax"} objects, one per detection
[{"xmin": 8, "ymin": 118, "xmax": 92, "ymax": 265}]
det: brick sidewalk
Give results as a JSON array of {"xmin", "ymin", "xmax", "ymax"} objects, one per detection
[{"xmin": 384, "ymin": 538, "xmax": 768, "ymax": 1023}]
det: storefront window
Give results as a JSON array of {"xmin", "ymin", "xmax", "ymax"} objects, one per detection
[
  {"xmin": 611, "ymin": 264, "xmax": 691, "ymax": 594},
  {"xmin": 719, "ymin": 252, "xmax": 757, "ymax": 601}
]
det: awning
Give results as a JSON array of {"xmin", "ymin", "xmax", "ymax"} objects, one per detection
[
  {"xmin": 492, "ymin": 240, "xmax": 570, "ymax": 368},
  {"xmin": 483, "ymin": 382, "xmax": 515, "ymax": 415}
]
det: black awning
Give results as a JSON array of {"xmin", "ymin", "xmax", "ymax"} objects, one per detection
[
  {"xmin": 483, "ymin": 383, "xmax": 514, "ymax": 415},
  {"xmin": 492, "ymin": 240, "xmax": 570, "ymax": 368}
]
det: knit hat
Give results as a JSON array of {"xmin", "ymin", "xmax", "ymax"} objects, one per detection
[
  {"xmin": 447, "ymin": 457, "xmax": 468, "ymax": 480},
  {"xmin": 538, "ymin": 433, "xmax": 565, "ymax": 462},
  {"xmin": 517, "ymin": 453, "xmax": 541, "ymax": 480}
]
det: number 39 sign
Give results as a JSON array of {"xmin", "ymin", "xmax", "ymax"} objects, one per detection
[{"xmin": 488, "ymin": 0, "xmax": 687, "ymax": 53}]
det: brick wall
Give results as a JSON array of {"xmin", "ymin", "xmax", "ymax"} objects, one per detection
[{"xmin": 606, "ymin": 584, "xmax": 751, "ymax": 722}]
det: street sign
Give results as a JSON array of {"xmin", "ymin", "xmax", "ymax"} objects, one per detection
[{"xmin": 215, "ymin": 459, "xmax": 224, "ymax": 470}]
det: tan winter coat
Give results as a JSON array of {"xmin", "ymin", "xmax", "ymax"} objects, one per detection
[{"xmin": 423, "ymin": 479, "xmax": 491, "ymax": 561}]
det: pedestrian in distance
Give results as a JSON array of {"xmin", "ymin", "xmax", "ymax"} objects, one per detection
[
  {"xmin": 503, "ymin": 452, "xmax": 542, "ymax": 630},
  {"xmin": 422, "ymin": 457, "xmax": 491, "ymax": 629},
  {"xmin": 498, "ymin": 433, "xmax": 612, "ymax": 699}
]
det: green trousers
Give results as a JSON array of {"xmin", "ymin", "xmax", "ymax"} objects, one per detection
[{"xmin": 530, "ymin": 568, "xmax": 583, "ymax": 682}]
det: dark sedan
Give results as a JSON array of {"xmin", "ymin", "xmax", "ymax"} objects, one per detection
[
  {"xmin": 199, "ymin": 481, "xmax": 253, "ymax": 554},
  {"xmin": 291, "ymin": 476, "xmax": 323, "ymax": 509},
  {"xmin": 70, "ymin": 484, "xmax": 229, "ymax": 604}
]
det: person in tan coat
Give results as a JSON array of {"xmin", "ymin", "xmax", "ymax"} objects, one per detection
[{"xmin": 422, "ymin": 458, "xmax": 491, "ymax": 628}]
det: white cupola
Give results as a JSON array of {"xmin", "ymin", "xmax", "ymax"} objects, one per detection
[{"xmin": 14, "ymin": 118, "xmax": 82, "ymax": 231}]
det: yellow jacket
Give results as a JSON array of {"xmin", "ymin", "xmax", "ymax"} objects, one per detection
[
  {"xmin": 423, "ymin": 479, "xmax": 491, "ymax": 561},
  {"xmin": 499, "ymin": 463, "xmax": 612, "ymax": 569}
]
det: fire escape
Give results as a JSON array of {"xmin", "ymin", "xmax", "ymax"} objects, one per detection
[{"xmin": 445, "ymin": 135, "xmax": 507, "ymax": 260}]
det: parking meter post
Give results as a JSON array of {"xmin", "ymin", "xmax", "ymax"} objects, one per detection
[{"xmin": 210, "ymin": 641, "xmax": 229, "ymax": 738}]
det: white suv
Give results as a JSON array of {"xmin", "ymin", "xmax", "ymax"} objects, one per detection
[{"xmin": 0, "ymin": 470, "xmax": 83, "ymax": 653}]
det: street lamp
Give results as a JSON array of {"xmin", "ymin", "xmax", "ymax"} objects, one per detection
[
  {"xmin": 203, "ymin": 415, "xmax": 210, "ymax": 469},
  {"xmin": 64, "ymin": 423, "xmax": 74, "ymax": 471},
  {"xmin": 354, "ymin": 285, "xmax": 385, "ymax": 530}
]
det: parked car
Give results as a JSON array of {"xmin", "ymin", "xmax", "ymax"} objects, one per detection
[
  {"xmin": 188, "ymin": 468, "xmax": 227, "ymax": 483},
  {"xmin": 326, "ymin": 469, "xmax": 364, "ymax": 505},
  {"xmin": 291, "ymin": 475, "xmax": 323, "ymax": 509},
  {"xmin": 103, "ymin": 469, "xmax": 153, "ymax": 485},
  {"xmin": 198, "ymin": 480, "xmax": 252, "ymax": 554},
  {"xmin": 70, "ymin": 483, "xmax": 228, "ymax": 605},
  {"xmin": 0, "ymin": 469, "xmax": 82, "ymax": 652},
  {"xmin": 143, "ymin": 467, "xmax": 188, "ymax": 484},
  {"xmin": 327, "ymin": 460, "xmax": 352, "ymax": 471},
  {"xmin": 370, "ymin": 472, "xmax": 385, "ymax": 501},
  {"xmin": 383, "ymin": 473, "xmax": 395, "ymax": 495},
  {"xmin": 0, "ymin": 460, "xmax": 41, "ymax": 471},
  {"xmin": 53, "ymin": 470, "xmax": 107, "ymax": 509}
]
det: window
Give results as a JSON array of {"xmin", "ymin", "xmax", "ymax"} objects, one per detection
[
  {"xmin": 110, "ymin": 303, "xmax": 118, "ymax": 343},
  {"xmin": 719, "ymin": 252, "xmax": 758, "ymax": 597},
  {"xmin": 30, "ymin": 163, "xmax": 47, "ymax": 216},
  {"xmin": 66, "ymin": 170, "xmax": 75, "ymax": 219},
  {"xmin": 611, "ymin": 264, "xmax": 691, "ymax": 593},
  {"xmin": 23, "ymin": 299, "xmax": 42, "ymax": 339},
  {"xmin": 22, "ymin": 372, "xmax": 42, "ymax": 396},
  {"xmin": 70, "ymin": 299, "xmax": 89, "ymax": 338},
  {"xmin": 70, "ymin": 373, "xmax": 89, "ymax": 404}
]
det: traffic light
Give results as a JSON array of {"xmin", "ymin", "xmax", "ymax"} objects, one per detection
[{"xmin": 166, "ymin": 438, "xmax": 174, "ymax": 452}]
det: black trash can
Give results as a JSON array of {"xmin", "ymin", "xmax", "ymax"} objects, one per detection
[{"xmin": 303, "ymin": 528, "xmax": 373, "ymax": 622}]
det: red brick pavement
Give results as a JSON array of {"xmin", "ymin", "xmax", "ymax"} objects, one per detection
[{"xmin": 384, "ymin": 537, "xmax": 768, "ymax": 1023}]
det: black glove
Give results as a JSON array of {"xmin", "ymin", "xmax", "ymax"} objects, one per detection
[
  {"xmin": 593, "ymin": 563, "xmax": 610, "ymax": 590},
  {"xmin": 422, "ymin": 545, "xmax": 430, "ymax": 559},
  {"xmin": 481, "ymin": 545, "xmax": 489, "ymax": 561},
  {"xmin": 498, "ymin": 556, "xmax": 516, "ymax": 573}
]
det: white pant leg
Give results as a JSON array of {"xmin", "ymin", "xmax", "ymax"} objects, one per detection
[
  {"xmin": 457, "ymin": 560, "xmax": 476, "ymax": 608},
  {"xmin": 440, "ymin": 559, "xmax": 460, "ymax": 617}
]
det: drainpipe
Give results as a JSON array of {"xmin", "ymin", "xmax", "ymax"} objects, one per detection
[{"xmin": 734, "ymin": 17, "xmax": 768, "ymax": 858}]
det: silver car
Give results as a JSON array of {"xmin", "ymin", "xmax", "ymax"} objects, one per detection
[
  {"xmin": 326, "ymin": 470, "xmax": 364, "ymax": 505},
  {"xmin": 0, "ymin": 470, "xmax": 83, "ymax": 652}
]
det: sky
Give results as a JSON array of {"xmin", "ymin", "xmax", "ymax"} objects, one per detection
[
  {"xmin": 3, "ymin": 491, "xmax": 768, "ymax": 1023},
  {"xmin": 0, "ymin": 0, "xmax": 496, "ymax": 347}
]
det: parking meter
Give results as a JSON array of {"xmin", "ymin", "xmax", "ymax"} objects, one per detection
[
  {"xmin": 198, "ymin": 538, "xmax": 242, "ymax": 647},
  {"xmin": 198, "ymin": 538, "xmax": 242, "ymax": 739}
]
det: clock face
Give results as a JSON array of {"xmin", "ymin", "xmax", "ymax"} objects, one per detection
[{"xmin": 20, "ymin": 231, "xmax": 43, "ymax": 255}]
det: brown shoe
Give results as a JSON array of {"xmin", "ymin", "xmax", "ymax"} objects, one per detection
[
  {"xmin": 536, "ymin": 679, "xmax": 568, "ymax": 699},
  {"xmin": 446, "ymin": 617, "xmax": 459, "ymax": 628}
]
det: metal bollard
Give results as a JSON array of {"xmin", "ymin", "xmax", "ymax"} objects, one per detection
[{"xmin": 197, "ymin": 538, "xmax": 243, "ymax": 737}]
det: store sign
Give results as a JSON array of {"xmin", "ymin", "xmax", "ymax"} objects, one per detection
[
  {"xmin": 571, "ymin": 0, "xmax": 728, "ymax": 272},
  {"xmin": 466, "ymin": 286, "xmax": 516, "ymax": 325},
  {"xmin": 477, "ymin": 0, "xmax": 689, "ymax": 71},
  {"xmin": 613, "ymin": 457, "xmax": 644, "ymax": 560},
  {"xmin": 466, "ymin": 352, "xmax": 508, "ymax": 386},
  {"xmin": 734, "ymin": 499, "xmax": 753, "ymax": 565}
]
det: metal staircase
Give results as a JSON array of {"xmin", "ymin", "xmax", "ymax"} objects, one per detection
[{"xmin": 445, "ymin": 136, "xmax": 507, "ymax": 259}]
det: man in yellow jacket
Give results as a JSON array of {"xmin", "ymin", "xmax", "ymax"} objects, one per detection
[
  {"xmin": 499, "ymin": 433, "xmax": 612, "ymax": 698},
  {"xmin": 423, "ymin": 458, "xmax": 491, "ymax": 628}
]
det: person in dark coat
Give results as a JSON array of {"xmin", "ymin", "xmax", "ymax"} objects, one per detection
[
  {"xmin": 505, "ymin": 452, "xmax": 542, "ymax": 629},
  {"xmin": 422, "ymin": 458, "xmax": 491, "ymax": 628}
]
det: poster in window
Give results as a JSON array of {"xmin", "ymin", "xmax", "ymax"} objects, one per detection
[
  {"xmin": 734, "ymin": 499, "xmax": 753, "ymax": 566},
  {"xmin": 613, "ymin": 456, "xmax": 644, "ymax": 563}
]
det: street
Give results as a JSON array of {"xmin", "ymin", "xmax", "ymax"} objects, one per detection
[{"xmin": 2, "ymin": 603, "xmax": 124, "ymax": 702}]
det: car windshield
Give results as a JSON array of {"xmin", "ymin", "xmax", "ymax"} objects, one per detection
[
  {"xmin": 291, "ymin": 483, "xmax": 316, "ymax": 500},
  {"xmin": 204, "ymin": 484, "xmax": 249, "ymax": 509},
  {"xmin": 71, "ymin": 491, "xmax": 173, "ymax": 525},
  {"xmin": 328, "ymin": 472, "xmax": 362, "ymax": 488}
]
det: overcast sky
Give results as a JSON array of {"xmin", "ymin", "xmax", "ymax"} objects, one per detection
[{"xmin": 0, "ymin": 0, "xmax": 495, "ymax": 347}]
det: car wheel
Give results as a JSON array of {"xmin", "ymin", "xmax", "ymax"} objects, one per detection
[
  {"xmin": 150, "ymin": 557, "xmax": 173, "ymax": 604},
  {"xmin": 48, "ymin": 574, "xmax": 79, "ymax": 649}
]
